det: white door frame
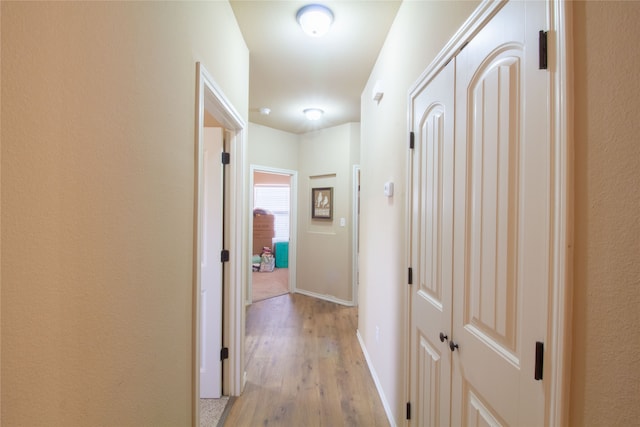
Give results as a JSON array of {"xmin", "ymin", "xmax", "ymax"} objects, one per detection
[
  {"xmin": 194, "ymin": 62, "xmax": 246, "ymax": 424},
  {"xmin": 352, "ymin": 165, "xmax": 360, "ymax": 306},
  {"xmin": 403, "ymin": 1, "xmax": 573, "ymax": 425},
  {"xmin": 248, "ymin": 164, "xmax": 298, "ymax": 304}
]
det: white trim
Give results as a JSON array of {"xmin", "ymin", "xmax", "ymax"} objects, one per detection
[
  {"xmin": 546, "ymin": 1, "xmax": 574, "ymax": 425},
  {"xmin": 194, "ymin": 62, "xmax": 247, "ymax": 426},
  {"xmin": 357, "ymin": 330, "xmax": 397, "ymax": 427},
  {"xmin": 248, "ymin": 164, "xmax": 298, "ymax": 305},
  {"xmin": 352, "ymin": 165, "xmax": 360, "ymax": 306},
  {"xmin": 294, "ymin": 288, "xmax": 354, "ymax": 307}
]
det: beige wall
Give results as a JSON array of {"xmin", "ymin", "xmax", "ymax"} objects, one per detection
[
  {"xmin": 358, "ymin": 1, "xmax": 479, "ymax": 422},
  {"xmin": 1, "ymin": 2, "xmax": 248, "ymax": 426},
  {"xmin": 297, "ymin": 123, "xmax": 360, "ymax": 303},
  {"xmin": 571, "ymin": 2, "xmax": 640, "ymax": 425},
  {"xmin": 248, "ymin": 122, "xmax": 299, "ymax": 170}
]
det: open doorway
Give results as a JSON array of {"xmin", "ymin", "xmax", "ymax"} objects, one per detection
[
  {"xmin": 248, "ymin": 166, "xmax": 297, "ymax": 304},
  {"xmin": 194, "ymin": 62, "xmax": 246, "ymax": 424}
]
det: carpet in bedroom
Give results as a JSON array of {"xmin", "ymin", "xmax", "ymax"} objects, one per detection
[{"xmin": 200, "ymin": 396, "xmax": 232, "ymax": 427}]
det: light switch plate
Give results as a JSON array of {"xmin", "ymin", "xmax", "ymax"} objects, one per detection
[{"xmin": 384, "ymin": 181, "xmax": 394, "ymax": 197}]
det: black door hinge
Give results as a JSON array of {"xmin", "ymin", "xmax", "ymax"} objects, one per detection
[
  {"xmin": 220, "ymin": 347, "xmax": 229, "ymax": 361},
  {"xmin": 406, "ymin": 402, "xmax": 411, "ymax": 420},
  {"xmin": 534, "ymin": 341, "xmax": 544, "ymax": 380},
  {"xmin": 221, "ymin": 152, "xmax": 230, "ymax": 165},
  {"xmin": 408, "ymin": 267, "xmax": 413, "ymax": 285},
  {"xmin": 409, "ymin": 132, "xmax": 415, "ymax": 150},
  {"xmin": 539, "ymin": 30, "xmax": 548, "ymax": 70},
  {"xmin": 221, "ymin": 249, "xmax": 230, "ymax": 263}
]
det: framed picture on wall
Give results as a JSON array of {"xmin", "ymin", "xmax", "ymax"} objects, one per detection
[{"xmin": 311, "ymin": 187, "xmax": 333, "ymax": 219}]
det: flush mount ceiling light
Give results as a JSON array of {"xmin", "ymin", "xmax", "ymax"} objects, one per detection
[
  {"xmin": 303, "ymin": 108, "xmax": 324, "ymax": 121},
  {"xmin": 296, "ymin": 4, "xmax": 334, "ymax": 37}
]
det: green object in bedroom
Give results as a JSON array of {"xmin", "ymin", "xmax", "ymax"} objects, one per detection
[{"xmin": 274, "ymin": 241, "xmax": 289, "ymax": 268}]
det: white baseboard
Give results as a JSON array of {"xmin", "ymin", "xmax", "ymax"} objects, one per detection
[
  {"xmin": 294, "ymin": 288, "xmax": 354, "ymax": 306},
  {"xmin": 356, "ymin": 330, "xmax": 397, "ymax": 427}
]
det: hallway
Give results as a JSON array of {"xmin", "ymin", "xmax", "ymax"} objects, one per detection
[{"xmin": 224, "ymin": 294, "xmax": 389, "ymax": 426}]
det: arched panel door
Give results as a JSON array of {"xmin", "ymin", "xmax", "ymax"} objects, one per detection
[
  {"xmin": 409, "ymin": 58, "xmax": 455, "ymax": 427},
  {"xmin": 451, "ymin": 1, "xmax": 549, "ymax": 425}
]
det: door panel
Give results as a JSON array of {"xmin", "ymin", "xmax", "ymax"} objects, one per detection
[
  {"xmin": 200, "ymin": 127, "xmax": 224, "ymax": 398},
  {"xmin": 465, "ymin": 388, "xmax": 504, "ymax": 427},
  {"xmin": 452, "ymin": 2, "xmax": 547, "ymax": 425},
  {"xmin": 416, "ymin": 334, "xmax": 445, "ymax": 426},
  {"xmin": 410, "ymin": 59, "xmax": 455, "ymax": 427},
  {"xmin": 465, "ymin": 50, "xmax": 522, "ymax": 363}
]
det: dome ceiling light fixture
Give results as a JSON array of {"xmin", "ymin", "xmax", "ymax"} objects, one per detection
[
  {"xmin": 296, "ymin": 4, "xmax": 334, "ymax": 37},
  {"xmin": 303, "ymin": 108, "xmax": 324, "ymax": 121}
]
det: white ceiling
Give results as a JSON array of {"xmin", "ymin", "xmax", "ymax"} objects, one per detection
[{"xmin": 230, "ymin": 1, "xmax": 402, "ymax": 134}]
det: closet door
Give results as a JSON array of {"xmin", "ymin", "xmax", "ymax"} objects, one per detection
[
  {"xmin": 451, "ymin": 1, "xmax": 549, "ymax": 425},
  {"xmin": 408, "ymin": 59, "xmax": 455, "ymax": 427}
]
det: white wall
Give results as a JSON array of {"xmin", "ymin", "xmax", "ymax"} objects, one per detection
[
  {"xmin": 1, "ymin": 2, "xmax": 248, "ymax": 425},
  {"xmin": 358, "ymin": 1, "xmax": 480, "ymax": 423}
]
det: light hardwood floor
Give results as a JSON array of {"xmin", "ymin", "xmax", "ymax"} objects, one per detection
[{"xmin": 224, "ymin": 293, "xmax": 390, "ymax": 426}]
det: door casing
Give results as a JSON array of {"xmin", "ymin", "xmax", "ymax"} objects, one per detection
[{"xmin": 194, "ymin": 62, "xmax": 246, "ymax": 426}]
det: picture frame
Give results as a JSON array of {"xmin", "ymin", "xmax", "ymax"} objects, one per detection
[{"xmin": 311, "ymin": 187, "xmax": 333, "ymax": 219}]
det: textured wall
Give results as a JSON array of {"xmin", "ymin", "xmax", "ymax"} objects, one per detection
[
  {"xmin": 1, "ymin": 2, "xmax": 248, "ymax": 426},
  {"xmin": 571, "ymin": 2, "xmax": 640, "ymax": 425}
]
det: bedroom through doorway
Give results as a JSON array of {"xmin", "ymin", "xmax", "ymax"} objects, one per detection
[{"xmin": 249, "ymin": 167, "xmax": 297, "ymax": 303}]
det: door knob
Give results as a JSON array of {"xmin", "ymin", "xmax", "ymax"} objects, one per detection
[
  {"xmin": 449, "ymin": 341, "xmax": 459, "ymax": 352},
  {"xmin": 439, "ymin": 332, "xmax": 448, "ymax": 342}
]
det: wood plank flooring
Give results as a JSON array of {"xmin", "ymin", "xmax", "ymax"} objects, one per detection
[{"xmin": 223, "ymin": 293, "xmax": 389, "ymax": 427}]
